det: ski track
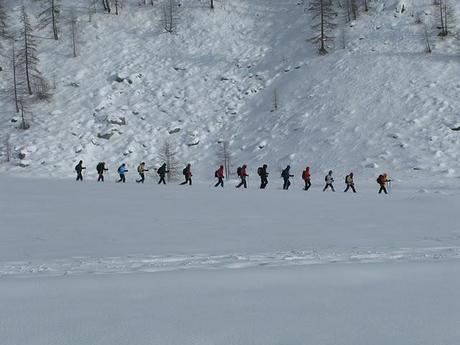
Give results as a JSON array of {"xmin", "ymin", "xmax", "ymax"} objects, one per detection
[{"xmin": 2, "ymin": 246, "xmax": 460, "ymax": 279}]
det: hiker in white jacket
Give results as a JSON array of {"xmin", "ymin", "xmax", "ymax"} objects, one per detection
[{"xmin": 323, "ymin": 170, "xmax": 335, "ymax": 192}]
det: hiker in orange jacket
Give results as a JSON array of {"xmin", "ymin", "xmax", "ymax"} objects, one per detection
[{"xmin": 377, "ymin": 173, "xmax": 390, "ymax": 194}]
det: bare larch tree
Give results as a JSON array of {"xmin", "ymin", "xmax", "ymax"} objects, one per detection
[
  {"xmin": 158, "ymin": 140, "xmax": 179, "ymax": 182},
  {"xmin": 69, "ymin": 9, "xmax": 78, "ymax": 57},
  {"xmin": 309, "ymin": 0, "xmax": 337, "ymax": 55},
  {"xmin": 162, "ymin": 0, "xmax": 178, "ymax": 33},
  {"xmin": 217, "ymin": 140, "xmax": 233, "ymax": 180},
  {"xmin": 0, "ymin": 0, "xmax": 8, "ymax": 38},
  {"xmin": 18, "ymin": 6, "xmax": 42, "ymax": 95},
  {"xmin": 38, "ymin": 0, "xmax": 61, "ymax": 40}
]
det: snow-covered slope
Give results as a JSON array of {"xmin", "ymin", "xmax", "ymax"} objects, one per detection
[{"xmin": 1, "ymin": 0, "xmax": 459, "ymax": 182}]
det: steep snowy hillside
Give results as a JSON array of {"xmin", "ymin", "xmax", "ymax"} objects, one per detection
[{"xmin": 0, "ymin": 0, "xmax": 459, "ymax": 182}]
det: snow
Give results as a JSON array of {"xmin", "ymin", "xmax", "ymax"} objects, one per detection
[
  {"xmin": 1, "ymin": 177, "xmax": 460, "ymax": 344},
  {"xmin": 2, "ymin": 262, "xmax": 459, "ymax": 345},
  {"xmin": 0, "ymin": 0, "xmax": 459, "ymax": 182},
  {"xmin": 1, "ymin": 0, "xmax": 460, "ymax": 343}
]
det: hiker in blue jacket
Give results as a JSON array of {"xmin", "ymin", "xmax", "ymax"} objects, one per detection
[{"xmin": 117, "ymin": 163, "xmax": 128, "ymax": 183}]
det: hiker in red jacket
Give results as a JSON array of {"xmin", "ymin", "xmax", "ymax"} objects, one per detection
[
  {"xmin": 236, "ymin": 164, "xmax": 248, "ymax": 188},
  {"xmin": 214, "ymin": 165, "xmax": 225, "ymax": 188},
  {"xmin": 302, "ymin": 166, "xmax": 311, "ymax": 191}
]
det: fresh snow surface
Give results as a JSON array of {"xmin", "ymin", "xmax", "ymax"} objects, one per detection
[
  {"xmin": 0, "ymin": 0, "xmax": 459, "ymax": 182},
  {"xmin": 1, "ymin": 177, "xmax": 460, "ymax": 344},
  {"xmin": 1, "ymin": 0, "xmax": 460, "ymax": 343}
]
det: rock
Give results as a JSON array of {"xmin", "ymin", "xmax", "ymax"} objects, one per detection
[
  {"xmin": 97, "ymin": 132, "xmax": 114, "ymax": 140},
  {"xmin": 187, "ymin": 141, "xmax": 200, "ymax": 147},
  {"xmin": 114, "ymin": 72, "xmax": 130, "ymax": 83},
  {"xmin": 69, "ymin": 82, "xmax": 80, "ymax": 87},
  {"xmin": 11, "ymin": 117, "xmax": 18, "ymax": 123},
  {"xmin": 18, "ymin": 151, "xmax": 26, "ymax": 160},
  {"xmin": 108, "ymin": 116, "xmax": 126, "ymax": 126},
  {"xmin": 169, "ymin": 128, "xmax": 181, "ymax": 134},
  {"xmin": 132, "ymin": 110, "xmax": 139, "ymax": 115},
  {"xmin": 74, "ymin": 145, "xmax": 83, "ymax": 153},
  {"xmin": 18, "ymin": 160, "xmax": 31, "ymax": 168},
  {"xmin": 451, "ymin": 126, "xmax": 460, "ymax": 131}
]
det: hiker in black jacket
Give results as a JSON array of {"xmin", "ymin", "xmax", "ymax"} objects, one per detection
[
  {"xmin": 157, "ymin": 163, "xmax": 169, "ymax": 184},
  {"xmin": 180, "ymin": 164, "xmax": 192, "ymax": 186},
  {"xmin": 96, "ymin": 162, "xmax": 108, "ymax": 182},
  {"xmin": 258, "ymin": 164, "xmax": 269, "ymax": 189},
  {"xmin": 281, "ymin": 165, "xmax": 294, "ymax": 190},
  {"xmin": 75, "ymin": 160, "xmax": 86, "ymax": 181}
]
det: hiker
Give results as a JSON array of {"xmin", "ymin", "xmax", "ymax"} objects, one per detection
[
  {"xmin": 136, "ymin": 162, "xmax": 149, "ymax": 184},
  {"xmin": 157, "ymin": 163, "xmax": 169, "ymax": 185},
  {"xmin": 236, "ymin": 164, "xmax": 248, "ymax": 188},
  {"xmin": 344, "ymin": 172, "xmax": 356, "ymax": 193},
  {"xmin": 214, "ymin": 165, "xmax": 225, "ymax": 188},
  {"xmin": 75, "ymin": 160, "xmax": 86, "ymax": 181},
  {"xmin": 323, "ymin": 170, "xmax": 335, "ymax": 192},
  {"xmin": 96, "ymin": 162, "xmax": 108, "ymax": 182},
  {"xmin": 302, "ymin": 166, "xmax": 311, "ymax": 191},
  {"xmin": 281, "ymin": 165, "xmax": 294, "ymax": 190},
  {"xmin": 258, "ymin": 164, "xmax": 269, "ymax": 189},
  {"xmin": 377, "ymin": 173, "xmax": 390, "ymax": 194},
  {"xmin": 180, "ymin": 164, "xmax": 192, "ymax": 186},
  {"xmin": 117, "ymin": 163, "xmax": 128, "ymax": 183}
]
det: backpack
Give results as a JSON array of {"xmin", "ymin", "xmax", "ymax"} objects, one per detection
[
  {"xmin": 215, "ymin": 170, "xmax": 219, "ymax": 178},
  {"xmin": 97, "ymin": 163, "xmax": 103, "ymax": 172},
  {"xmin": 237, "ymin": 167, "xmax": 242, "ymax": 177},
  {"xmin": 302, "ymin": 170, "xmax": 310, "ymax": 180},
  {"xmin": 183, "ymin": 168, "xmax": 188, "ymax": 176},
  {"xmin": 257, "ymin": 167, "xmax": 263, "ymax": 176},
  {"xmin": 281, "ymin": 169, "xmax": 288, "ymax": 179}
]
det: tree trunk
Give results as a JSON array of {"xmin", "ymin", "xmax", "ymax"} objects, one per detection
[
  {"xmin": 12, "ymin": 44, "xmax": 19, "ymax": 113},
  {"xmin": 23, "ymin": 19, "xmax": 32, "ymax": 95},
  {"xmin": 319, "ymin": 0, "xmax": 327, "ymax": 54},
  {"xmin": 52, "ymin": 0, "xmax": 58, "ymax": 40}
]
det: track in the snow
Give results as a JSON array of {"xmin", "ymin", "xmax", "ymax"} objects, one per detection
[{"xmin": 1, "ymin": 246, "xmax": 460, "ymax": 279}]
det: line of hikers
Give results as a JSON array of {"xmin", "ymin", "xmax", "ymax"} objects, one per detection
[{"xmin": 75, "ymin": 160, "xmax": 392, "ymax": 194}]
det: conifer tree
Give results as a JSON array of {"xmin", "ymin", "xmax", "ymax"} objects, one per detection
[
  {"xmin": 17, "ymin": 6, "xmax": 43, "ymax": 95},
  {"xmin": 309, "ymin": 0, "xmax": 337, "ymax": 55},
  {"xmin": 38, "ymin": 0, "xmax": 61, "ymax": 40}
]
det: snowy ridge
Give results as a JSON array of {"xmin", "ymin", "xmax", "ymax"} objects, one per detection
[{"xmin": 2, "ymin": 246, "xmax": 460, "ymax": 278}]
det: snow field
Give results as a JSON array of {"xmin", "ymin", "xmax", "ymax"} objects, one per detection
[{"xmin": 1, "ymin": 176, "xmax": 460, "ymax": 344}]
